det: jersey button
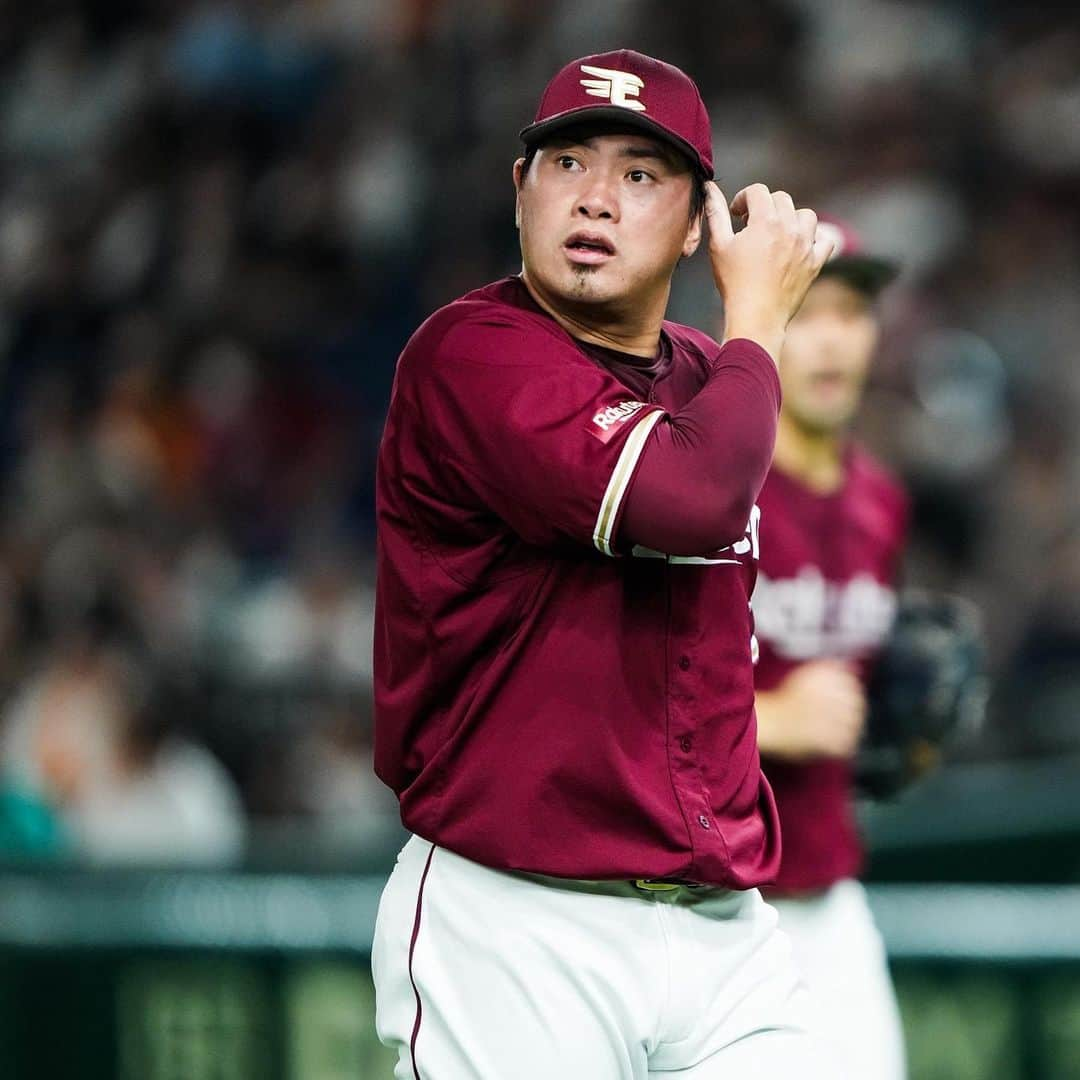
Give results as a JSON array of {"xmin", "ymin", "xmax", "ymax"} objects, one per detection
[
  {"xmin": 678, "ymin": 656, "xmax": 691, "ymax": 671},
  {"xmin": 697, "ymin": 814, "xmax": 711, "ymax": 829},
  {"xmin": 679, "ymin": 735, "xmax": 693, "ymax": 753}
]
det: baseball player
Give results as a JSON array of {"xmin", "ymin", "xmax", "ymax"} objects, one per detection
[
  {"xmin": 372, "ymin": 50, "xmax": 835, "ymax": 1078},
  {"xmin": 751, "ymin": 219, "xmax": 908, "ymax": 1079}
]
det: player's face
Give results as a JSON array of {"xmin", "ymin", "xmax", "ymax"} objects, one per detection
[
  {"xmin": 778, "ymin": 276, "xmax": 880, "ymax": 435},
  {"xmin": 513, "ymin": 132, "xmax": 701, "ymax": 317}
]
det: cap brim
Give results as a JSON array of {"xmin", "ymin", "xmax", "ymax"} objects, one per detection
[
  {"xmin": 520, "ymin": 106, "xmax": 711, "ymax": 177},
  {"xmin": 820, "ymin": 254, "xmax": 900, "ymax": 295}
]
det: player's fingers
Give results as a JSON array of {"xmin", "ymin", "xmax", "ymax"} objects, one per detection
[
  {"xmin": 846, "ymin": 683, "xmax": 869, "ymax": 715},
  {"xmin": 832, "ymin": 698, "xmax": 863, "ymax": 731},
  {"xmin": 730, "ymin": 183, "xmax": 776, "ymax": 222},
  {"xmin": 827, "ymin": 729, "xmax": 859, "ymax": 759},
  {"xmin": 811, "ymin": 225, "xmax": 837, "ymax": 270},
  {"xmin": 832, "ymin": 734, "xmax": 858, "ymax": 759},
  {"xmin": 772, "ymin": 189, "xmax": 797, "ymax": 227},
  {"xmin": 818, "ymin": 660, "xmax": 863, "ymax": 693},
  {"xmin": 850, "ymin": 699, "xmax": 868, "ymax": 730},
  {"xmin": 834, "ymin": 683, "xmax": 868, "ymax": 720},
  {"xmin": 704, "ymin": 182, "xmax": 735, "ymax": 245},
  {"xmin": 796, "ymin": 206, "xmax": 818, "ymax": 243},
  {"xmin": 840, "ymin": 710, "xmax": 865, "ymax": 746}
]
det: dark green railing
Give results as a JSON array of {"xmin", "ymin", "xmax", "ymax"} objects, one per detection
[{"xmin": 1, "ymin": 756, "xmax": 1078, "ymax": 1079}]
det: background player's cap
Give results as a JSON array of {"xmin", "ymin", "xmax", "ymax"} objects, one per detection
[
  {"xmin": 816, "ymin": 215, "xmax": 900, "ymax": 295},
  {"xmin": 520, "ymin": 49, "xmax": 714, "ymax": 178}
]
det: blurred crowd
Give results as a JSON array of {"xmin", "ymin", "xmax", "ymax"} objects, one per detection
[{"xmin": 0, "ymin": 0, "xmax": 1077, "ymax": 864}]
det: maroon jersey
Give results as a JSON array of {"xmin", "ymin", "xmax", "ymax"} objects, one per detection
[
  {"xmin": 753, "ymin": 447, "xmax": 908, "ymax": 891},
  {"xmin": 375, "ymin": 276, "xmax": 783, "ymax": 889}
]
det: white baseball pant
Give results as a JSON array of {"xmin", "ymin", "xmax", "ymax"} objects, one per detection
[
  {"xmin": 372, "ymin": 835, "xmax": 832, "ymax": 1079},
  {"xmin": 772, "ymin": 879, "xmax": 906, "ymax": 1080}
]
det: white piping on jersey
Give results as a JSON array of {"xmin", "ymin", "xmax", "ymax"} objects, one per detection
[
  {"xmin": 630, "ymin": 507, "xmax": 760, "ymax": 565},
  {"xmin": 631, "ymin": 547, "xmax": 742, "ymax": 565},
  {"xmin": 592, "ymin": 408, "xmax": 664, "ymax": 557}
]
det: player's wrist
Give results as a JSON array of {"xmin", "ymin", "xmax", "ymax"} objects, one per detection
[{"xmin": 720, "ymin": 311, "xmax": 786, "ymax": 364}]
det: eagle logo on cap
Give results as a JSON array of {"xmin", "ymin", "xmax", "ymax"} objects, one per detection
[{"xmin": 579, "ymin": 65, "xmax": 646, "ymax": 112}]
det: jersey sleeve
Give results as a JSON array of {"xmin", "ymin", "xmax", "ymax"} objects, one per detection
[
  {"xmin": 401, "ymin": 313, "xmax": 664, "ymax": 553},
  {"xmin": 618, "ymin": 337, "xmax": 780, "ymax": 556}
]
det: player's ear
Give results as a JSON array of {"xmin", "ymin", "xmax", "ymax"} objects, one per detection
[
  {"xmin": 682, "ymin": 209, "xmax": 702, "ymax": 259},
  {"xmin": 513, "ymin": 157, "xmax": 526, "ymax": 229}
]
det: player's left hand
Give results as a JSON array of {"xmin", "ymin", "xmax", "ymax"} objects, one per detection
[{"xmin": 755, "ymin": 659, "xmax": 867, "ymax": 762}]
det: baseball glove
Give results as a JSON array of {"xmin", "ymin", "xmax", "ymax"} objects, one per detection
[{"xmin": 856, "ymin": 589, "xmax": 988, "ymax": 799}]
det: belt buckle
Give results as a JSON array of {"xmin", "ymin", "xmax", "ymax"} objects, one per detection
[{"xmin": 633, "ymin": 878, "xmax": 682, "ymax": 892}]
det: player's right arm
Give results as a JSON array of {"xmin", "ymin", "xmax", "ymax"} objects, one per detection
[
  {"xmin": 391, "ymin": 185, "xmax": 830, "ymax": 560},
  {"xmin": 755, "ymin": 661, "xmax": 867, "ymax": 761},
  {"xmin": 618, "ymin": 183, "xmax": 833, "ymax": 555}
]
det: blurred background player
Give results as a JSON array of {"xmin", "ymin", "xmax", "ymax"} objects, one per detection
[{"xmin": 749, "ymin": 219, "xmax": 908, "ymax": 1080}]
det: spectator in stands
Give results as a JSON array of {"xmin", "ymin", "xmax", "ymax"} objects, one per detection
[{"xmin": 0, "ymin": 635, "xmax": 244, "ymax": 864}]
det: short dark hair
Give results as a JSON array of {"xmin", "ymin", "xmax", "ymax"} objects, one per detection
[
  {"xmin": 688, "ymin": 171, "xmax": 707, "ymax": 222},
  {"xmin": 520, "ymin": 142, "xmax": 707, "ymax": 225}
]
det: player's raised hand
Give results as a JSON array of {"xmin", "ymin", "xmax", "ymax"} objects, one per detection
[{"xmin": 704, "ymin": 181, "xmax": 833, "ymax": 361}]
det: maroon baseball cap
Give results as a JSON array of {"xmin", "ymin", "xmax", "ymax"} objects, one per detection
[
  {"xmin": 816, "ymin": 215, "xmax": 900, "ymax": 295},
  {"xmin": 520, "ymin": 50, "xmax": 714, "ymax": 178}
]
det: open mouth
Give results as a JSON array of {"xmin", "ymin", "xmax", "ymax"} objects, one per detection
[
  {"xmin": 808, "ymin": 372, "xmax": 854, "ymax": 401},
  {"xmin": 811, "ymin": 372, "xmax": 849, "ymax": 388},
  {"xmin": 564, "ymin": 232, "xmax": 616, "ymax": 262}
]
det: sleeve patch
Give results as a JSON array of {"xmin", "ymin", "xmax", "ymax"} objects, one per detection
[
  {"xmin": 587, "ymin": 400, "xmax": 650, "ymax": 444},
  {"xmin": 593, "ymin": 408, "xmax": 664, "ymax": 556}
]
